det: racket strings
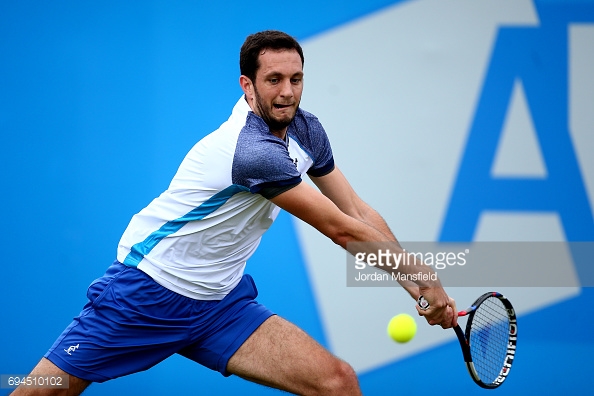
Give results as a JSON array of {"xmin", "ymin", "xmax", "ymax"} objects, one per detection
[{"xmin": 469, "ymin": 297, "xmax": 511, "ymax": 384}]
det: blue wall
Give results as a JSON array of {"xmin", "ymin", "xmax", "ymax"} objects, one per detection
[{"xmin": 1, "ymin": 1, "xmax": 593, "ymax": 395}]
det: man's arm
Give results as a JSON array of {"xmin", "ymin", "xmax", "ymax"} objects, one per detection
[
  {"xmin": 269, "ymin": 168, "xmax": 456, "ymax": 328},
  {"xmin": 311, "ymin": 167, "xmax": 422, "ymax": 298},
  {"xmin": 309, "ymin": 167, "xmax": 397, "ymax": 244}
]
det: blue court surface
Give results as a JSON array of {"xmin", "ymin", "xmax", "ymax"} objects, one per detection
[{"xmin": 1, "ymin": 0, "xmax": 593, "ymax": 394}]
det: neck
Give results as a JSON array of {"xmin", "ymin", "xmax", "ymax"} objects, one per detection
[{"xmin": 270, "ymin": 129, "xmax": 287, "ymax": 140}]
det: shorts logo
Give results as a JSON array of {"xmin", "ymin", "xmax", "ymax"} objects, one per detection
[{"xmin": 64, "ymin": 344, "xmax": 80, "ymax": 355}]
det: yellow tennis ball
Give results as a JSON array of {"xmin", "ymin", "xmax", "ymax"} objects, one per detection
[{"xmin": 387, "ymin": 313, "xmax": 417, "ymax": 343}]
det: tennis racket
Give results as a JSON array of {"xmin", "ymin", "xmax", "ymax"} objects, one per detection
[{"xmin": 417, "ymin": 292, "xmax": 517, "ymax": 389}]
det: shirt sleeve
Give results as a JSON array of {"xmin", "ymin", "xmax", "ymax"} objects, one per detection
[
  {"xmin": 257, "ymin": 180, "xmax": 301, "ymax": 199},
  {"xmin": 231, "ymin": 121, "xmax": 302, "ymax": 194},
  {"xmin": 291, "ymin": 110, "xmax": 335, "ymax": 177}
]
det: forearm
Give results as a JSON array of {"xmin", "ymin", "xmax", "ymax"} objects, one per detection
[
  {"xmin": 355, "ymin": 200, "xmax": 398, "ymax": 243},
  {"xmin": 346, "ymin": 201, "xmax": 433, "ymax": 298},
  {"xmin": 337, "ymin": 215, "xmax": 437, "ymax": 290},
  {"xmin": 306, "ymin": 168, "xmax": 455, "ymax": 325}
]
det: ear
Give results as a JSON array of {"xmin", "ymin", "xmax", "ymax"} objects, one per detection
[{"xmin": 239, "ymin": 75, "xmax": 255, "ymax": 102}]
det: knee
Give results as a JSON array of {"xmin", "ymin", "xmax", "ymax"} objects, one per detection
[{"xmin": 317, "ymin": 359, "xmax": 360, "ymax": 396}]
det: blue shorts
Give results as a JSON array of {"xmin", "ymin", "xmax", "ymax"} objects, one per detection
[{"xmin": 44, "ymin": 261, "xmax": 274, "ymax": 382}]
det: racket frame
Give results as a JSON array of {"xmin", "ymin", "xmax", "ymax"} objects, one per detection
[
  {"xmin": 417, "ymin": 292, "xmax": 517, "ymax": 389},
  {"xmin": 456, "ymin": 292, "xmax": 517, "ymax": 389}
]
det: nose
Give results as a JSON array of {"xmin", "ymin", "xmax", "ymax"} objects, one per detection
[{"xmin": 279, "ymin": 79, "xmax": 293, "ymax": 99}]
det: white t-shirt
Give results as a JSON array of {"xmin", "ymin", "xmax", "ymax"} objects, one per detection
[{"xmin": 116, "ymin": 97, "xmax": 334, "ymax": 300}]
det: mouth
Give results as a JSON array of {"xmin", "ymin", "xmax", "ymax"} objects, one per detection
[{"xmin": 273, "ymin": 103, "xmax": 293, "ymax": 110}]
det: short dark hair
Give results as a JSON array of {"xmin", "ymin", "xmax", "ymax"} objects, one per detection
[{"xmin": 240, "ymin": 30, "xmax": 304, "ymax": 82}]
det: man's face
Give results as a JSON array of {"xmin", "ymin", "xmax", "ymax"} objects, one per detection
[{"xmin": 250, "ymin": 49, "xmax": 303, "ymax": 135}]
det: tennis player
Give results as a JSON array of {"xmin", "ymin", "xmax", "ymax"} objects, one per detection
[{"xmin": 13, "ymin": 30, "xmax": 456, "ymax": 396}]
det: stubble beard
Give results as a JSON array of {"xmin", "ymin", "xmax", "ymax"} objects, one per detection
[{"xmin": 253, "ymin": 86, "xmax": 297, "ymax": 134}]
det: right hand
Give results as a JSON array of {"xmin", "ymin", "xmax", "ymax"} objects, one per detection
[{"xmin": 415, "ymin": 287, "xmax": 457, "ymax": 329}]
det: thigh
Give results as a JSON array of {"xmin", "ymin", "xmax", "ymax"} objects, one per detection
[
  {"xmin": 226, "ymin": 315, "xmax": 361, "ymax": 395},
  {"xmin": 178, "ymin": 274, "xmax": 274, "ymax": 375},
  {"xmin": 11, "ymin": 358, "xmax": 90, "ymax": 396}
]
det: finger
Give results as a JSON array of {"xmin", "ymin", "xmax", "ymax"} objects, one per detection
[
  {"xmin": 415, "ymin": 303, "xmax": 431, "ymax": 317},
  {"xmin": 439, "ymin": 306, "xmax": 454, "ymax": 329},
  {"xmin": 425, "ymin": 309, "xmax": 445, "ymax": 326},
  {"xmin": 449, "ymin": 298, "xmax": 458, "ymax": 327}
]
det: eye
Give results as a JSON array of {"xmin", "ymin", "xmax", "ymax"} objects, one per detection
[
  {"xmin": 269, "ymin": 78, "xmax": 279, "ymax": 84},
  {"xmin": 291, "ymin": 78, "xmax": 302, "ymax": 84}
]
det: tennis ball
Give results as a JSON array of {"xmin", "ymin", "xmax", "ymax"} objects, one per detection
[{"xmin": 387, "ymin": 313, "xmax": 417, "ymax": 343}]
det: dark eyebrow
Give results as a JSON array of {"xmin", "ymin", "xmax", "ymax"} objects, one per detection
[{"xmin": 262, "ymin": 70, "xmax": 304, "ymax": 79}]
